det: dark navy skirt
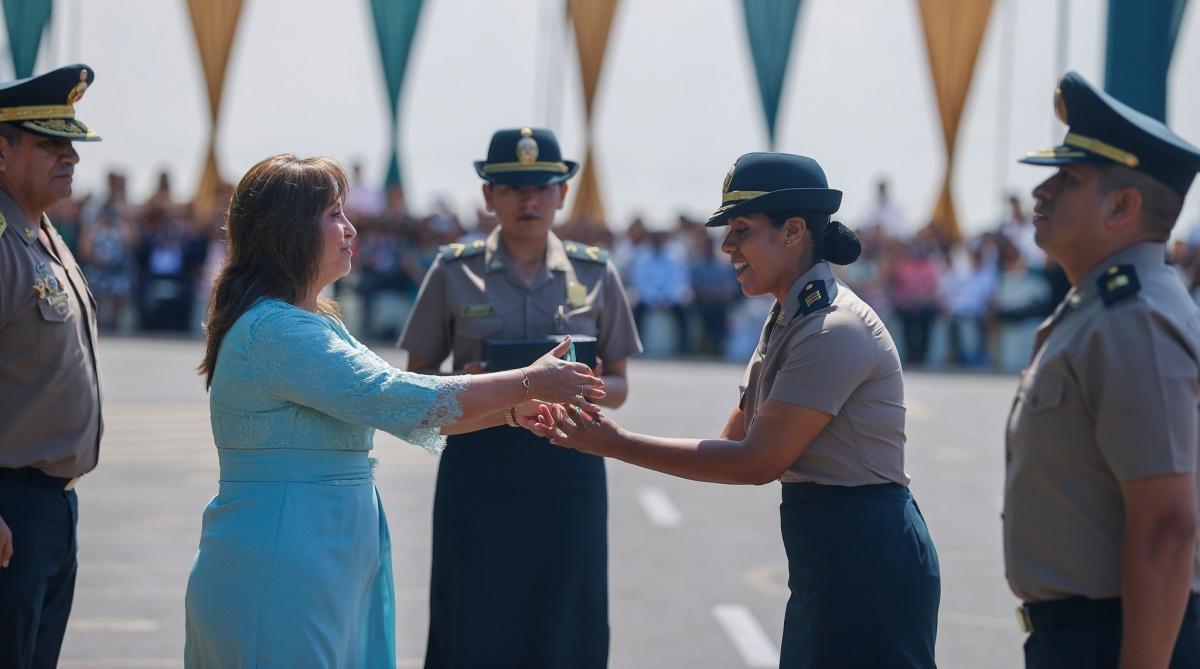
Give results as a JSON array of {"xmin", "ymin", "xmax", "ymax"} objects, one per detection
[
  {"xmin": 424, "ymin": 426, "xmax": 608, "ymax": 669},
  {"xmin": 780, "ymin": 482, "xmax": 940, "ymax": 668}
]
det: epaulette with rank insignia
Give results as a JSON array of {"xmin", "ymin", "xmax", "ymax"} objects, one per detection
[
  {"xmin": 439, "ymin": 239, "xmax": 486, "ymax": 263},
  {"xmin": 562, "ymin": 241, "xmax": 609, "ymax": 264},
  {"xmin": 0, "ymin": 212, "xmax": 7, "ymax": 239},
  {"xmin": 1096, "ymin": 264, "xmax": 1140, "ymax": 307},
  {"xmin": 798, "ymin": 280, "xmax": 830, "ymax": 316}
]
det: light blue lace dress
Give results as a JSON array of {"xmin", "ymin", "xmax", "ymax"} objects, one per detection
[{"xmin": 184, "ymin": 299, "xmax": 468, "ymax": 668}]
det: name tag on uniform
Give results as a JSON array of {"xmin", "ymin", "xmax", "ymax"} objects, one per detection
[{"xmin": 460, "ymin": 303, "xmax": 495, "ymax": 319}]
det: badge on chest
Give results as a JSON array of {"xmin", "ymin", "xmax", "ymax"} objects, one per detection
[
  {"xmin": 566, "ymin": 280, "xmax": 587, "ymax": 308},
  {"xmin": 33, "ymin": 262, "xmax": 65, "ymax": 299},
  {"xmin": 32, "ymin": 261, "xmax": 71, "ymax": 320}
]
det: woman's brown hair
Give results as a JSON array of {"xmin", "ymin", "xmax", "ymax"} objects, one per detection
[{"xmin": 198, "ymin": 154, "xmax": 349, "ymax": 389}]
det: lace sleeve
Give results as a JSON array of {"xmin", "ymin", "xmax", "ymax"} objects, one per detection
[
  {"xmin": 249, "ymin": 304, "xmax": 469, "ymax": 454},
  {"xmin": 403, "ymin": 374, "xmax": 470, "ymax": 454}
]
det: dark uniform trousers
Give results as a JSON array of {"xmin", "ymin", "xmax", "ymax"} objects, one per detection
[
  {"xmin": 1024, "ymin": 595, "xmax": 1200, "ymax": 668},
  {"xmin": 0, "ymin": 473, "xmax": 80, "ymax": 669}
]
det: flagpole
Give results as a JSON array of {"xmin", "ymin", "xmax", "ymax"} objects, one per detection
[
  {"xmin": 536, "ymin": 0, "xmax": 549, "ymax": 125},
  {"xmin": 70, "ymin": 0, "xmax": 81, "ymax": 64},
  {"xmin": 1053, "ymin": 0, "xmax": 1070, "ymax": 139},
  {"xmin": 996, "ymin": 0, "xmax": 1015, "ymax": 217},
  {"xmin": 546, "ymin": 0, "xmax": 567, "ymax": 132}
]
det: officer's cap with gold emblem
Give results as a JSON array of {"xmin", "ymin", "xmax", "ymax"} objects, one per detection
[
  {"xmin": 1021, "ymin": 71, "xmax": 1200, "ymax": 195},
  {"xmin": 474, "ymin": 127, "xmax": 578, "ymax": 186},
  {"xmin": 706, "ymin": 152, "xmax": 842, "ymax": 227},
  {"xmin": 0, "ymin": 64, "xmax": 100, "ymax": 142}
]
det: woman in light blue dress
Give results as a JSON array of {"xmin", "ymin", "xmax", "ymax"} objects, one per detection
[{"xmin": 184, "ymin": 154, "xmax": 604, "ymax": 669}]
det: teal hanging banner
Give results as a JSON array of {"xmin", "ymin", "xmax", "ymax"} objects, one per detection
[
  {"xmin": 1104, "ymin": 0, "xmax": 1190, "ymax": 121},
  {"xmin": 3, "ymin": 0, "xmax": 52, "ymax": 79},
  {"xmin": 369, "ymin": 0, "xmax": 424, "ymax": 188},
  {"xmin": 741, "ymin": 0, "xmax": 803, "ymax": 149}
]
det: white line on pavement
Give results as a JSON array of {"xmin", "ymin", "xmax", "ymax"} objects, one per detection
[
  {"xmin": 68, "ymin": 617, "xmax": 159, "ymax": 633},
  {"xmin": 637, "ymin": 486, "xmax": 682, "ymax": 527},
  {"xmin": 59, "ymin": 660, "xmax": 179, "ymax": 669},
  {"xmin": 712, "ymin": 604, "xmax": 780, "ymax": 667}
]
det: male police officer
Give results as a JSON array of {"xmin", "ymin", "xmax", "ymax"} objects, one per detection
[
  {"xmin": 0, "ymin": 65, "xmax": 103, "ymax": 669},
  {"xmin": 1006, "ymin": 72, "xmax": 1200, "ymax": 668}
]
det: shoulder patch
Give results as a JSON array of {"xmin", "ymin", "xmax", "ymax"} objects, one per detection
[
  {"xmin": 798, "ymin": 280, "xmax": 831, "ymax": 316},
  {"xmin": 1096, "ymin": 264, "xmax": 1140, "ymax": 307},
  {"xmin": 439, "ymin": 239, "xmax": 486, "ymax": 263},
  {"xmin": 562, "ymin": 241, "xmax": 609, "ymax": 264}
]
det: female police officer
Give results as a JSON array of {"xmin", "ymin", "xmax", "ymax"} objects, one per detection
[
  {"xmin": 536, "ymin": 152, "xmax": 941, "ymax": 668},
  {"xmin": 399, "ymin": 128, "xmax": 641, "ymax": 669}
]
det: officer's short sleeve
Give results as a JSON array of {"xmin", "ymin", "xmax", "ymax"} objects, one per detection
[
  {"xmin": 399, "ymin": 257, "xmax": 452, "ymax": 363},
  {"xmin": 768, "ymin": 312, "xmax": 877, "ymax": 416},
  {"xmin": 596, "ymin": 261, "xmax": 643, "ymax": 363},
  {"xmin": 1079, "ymin": 308, "xmax": 1200, "ymax": 481}
]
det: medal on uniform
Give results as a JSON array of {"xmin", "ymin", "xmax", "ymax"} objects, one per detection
[{"xmin": 566, "ymin": 280, "xmax": 587, "ymax": 308}]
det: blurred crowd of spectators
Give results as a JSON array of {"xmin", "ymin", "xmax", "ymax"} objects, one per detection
[{"xmin": 53, "ymin": 168, "xmax": 1200, "ymax": 373}]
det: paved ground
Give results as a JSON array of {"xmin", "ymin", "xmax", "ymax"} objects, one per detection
[{"xmin": 56, "ymin": 336, "xmax": 1025, "ymax": 668}]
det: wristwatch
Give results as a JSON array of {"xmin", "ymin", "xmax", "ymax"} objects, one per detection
[{"xmin": 504, "ymin": 407, "xmax": 519, "ymax": 428}]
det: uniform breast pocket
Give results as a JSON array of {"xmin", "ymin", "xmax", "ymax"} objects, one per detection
[
  {"xmin": 564, "ymin": 305, "xmax": 599, "ymax": 337},
  {"xmin": 1025, "ymin": 373, "xmax": 1065, "ymax": 413},
  {"xmin": 37, "ymin": 295, "xmax": 72, "ymax": 323},
  {"xmin": 456, "ymin": 315, "xmax": 504, "ymax": 342},
  {"xmin": 35, "ymin": 295, "xmax": 73, "ymax": 365}
]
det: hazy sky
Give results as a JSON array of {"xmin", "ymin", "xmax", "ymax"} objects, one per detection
[{"xmin": 18, "ymin": 0, "xmax": 1200, "ymax": 237}]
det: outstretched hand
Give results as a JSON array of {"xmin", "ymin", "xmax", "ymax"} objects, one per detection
[
  {"xmin": 512, "ymin": 400, "xmax": 557, "ymax": 431},
  {"xmin": 525, "ymin": 337, "xmax": 606, "ymax": 411},
  {"xmin": 529, "ymin": 405, "xmax": 624, "ymax": 457}
]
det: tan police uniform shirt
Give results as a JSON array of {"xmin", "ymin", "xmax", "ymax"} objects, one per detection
[
  {"xmin": 399, "ymin": 228, "xmax": 642, "ymax": 370},
  {"xmin": 1005, "ymin": 241, "xmax": 1200, "ymax": 602},
  {"xmin": 0, "ymin": 189, "xmax": 102, "ymax": 479},
  {"xmin": 740, "ymin": 262, "xmax": 910, "ymax": 486}
]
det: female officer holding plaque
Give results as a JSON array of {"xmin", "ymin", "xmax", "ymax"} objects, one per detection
[
  {"xmin": 399, "ymin": 127, "xmax": 641, "ymax": 669},
  {"xmin": 537, "ymin": 153, "xmax": 942, "ymax": 668}
]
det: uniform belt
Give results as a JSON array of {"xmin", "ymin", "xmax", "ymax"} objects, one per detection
[
  {"xmin": 1018, "ymin": 593, "xmax": 1200, "ymax": 634},
  {"xmin": 0, "ymin": 467, "xmax": 81, "ymax": 491}
]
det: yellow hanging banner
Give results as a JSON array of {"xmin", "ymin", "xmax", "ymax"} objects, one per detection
[
  {"xmin": 568, "ymin": 0, "xmax": 620, "ymax": 223},
  {"xmin": 187, "ymin": 0, "xmax": 246, "ymax": 217},
  {"xmin": 917, "ymin": 0, "xmax": 994, "ymax": 239}
]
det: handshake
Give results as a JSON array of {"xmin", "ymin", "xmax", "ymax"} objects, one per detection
[
  {"xmin": 512, "ymin": 337, "xmax": 606, "ymax": 437},
  {"xmin": 463, "ymin": 336, "xmax": 614, "ymax": 450}
]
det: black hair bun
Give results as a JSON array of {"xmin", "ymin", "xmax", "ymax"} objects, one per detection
[{"xmin": 823, "ymin": 221, "xmax": 861, "ymax": 265}]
